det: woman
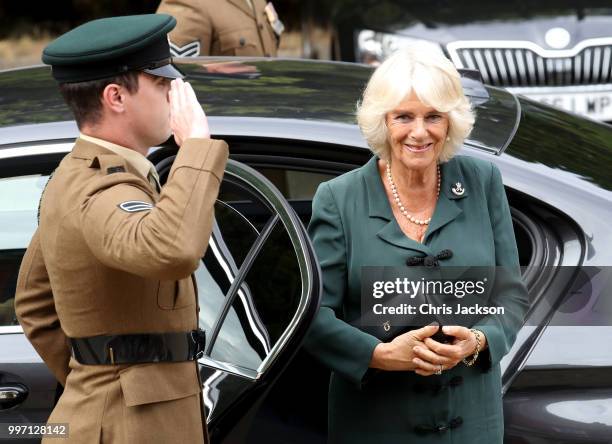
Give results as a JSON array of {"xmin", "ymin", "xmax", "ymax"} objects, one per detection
[{"xmin": 304, "ymin": 46, "xmax": 528, "ymax": 443}]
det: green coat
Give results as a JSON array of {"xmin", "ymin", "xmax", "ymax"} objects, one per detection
[{"xmin": 304, "ymin": 155, "xmax": 528, "ymax": 443}]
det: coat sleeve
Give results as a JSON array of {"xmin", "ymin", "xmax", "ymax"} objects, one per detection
[
  {"xmin": 157, "ymin": 0, "xmax": 212, "ymax": 55},
  {"xmin": 80, "ymin": 138, "xmax": 228, "ymax": 281},
  {"xmin": 474, "ymin": 163, "xmax": 529, "ymax": 371},
  {"xmin": 303, "ymin": 182, "xmax": 381, "ymax": 387},
  {"xmin": 15, "ymin": 229, "xmax": 71, "ymax": 386}
]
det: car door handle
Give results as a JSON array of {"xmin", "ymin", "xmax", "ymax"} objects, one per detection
[{"xmin": 0, "ymin": 384, "xmax": 28, "ymax": 409}]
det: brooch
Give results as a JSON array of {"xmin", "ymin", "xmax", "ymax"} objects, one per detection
[{"xmin": 451, "ymin": 182, "xmax": 465, "ymax": 196}]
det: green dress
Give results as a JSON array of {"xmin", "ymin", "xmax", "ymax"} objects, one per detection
[{"xmin": 304, "ymin": 155, "xmax": 528, "ymax": 443}]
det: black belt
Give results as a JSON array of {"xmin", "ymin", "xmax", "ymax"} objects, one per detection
[{"xmin": 70, "ymin": 329, "xmax": 206, "ymax": 365}]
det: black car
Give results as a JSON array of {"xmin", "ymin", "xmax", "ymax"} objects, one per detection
[
  {"xmin": 0, "ymin": 58, "xmax": 611, "ymax": 443},
  {"xmin": 324, "ymin": 0, "xmax": 612, "ymax": 124}
]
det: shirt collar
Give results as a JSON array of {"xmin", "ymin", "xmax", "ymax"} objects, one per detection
[{"xmin": 79, "ymin": 133, "xmax": 156, "ymax": 181}]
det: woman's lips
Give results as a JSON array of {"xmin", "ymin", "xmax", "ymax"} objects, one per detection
[{"xmin": 403, "ymin": 143, "xmax": 433, "ymax": 153}]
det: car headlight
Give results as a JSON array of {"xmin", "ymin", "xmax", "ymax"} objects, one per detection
[{"xmin": 356, "ymin": 29, "xmax": 445, "ymax": 65}]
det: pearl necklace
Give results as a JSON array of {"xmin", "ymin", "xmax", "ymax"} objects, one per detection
[{"xmin": 386, "ymin": 162, "xmax": 440, "ymax": 226}]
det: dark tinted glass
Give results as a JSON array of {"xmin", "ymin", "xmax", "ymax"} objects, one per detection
[
  {"xmin": 210, "ymin": 221, "xmax": 302, "ymax": 370},
  {"xmin": 0, "ymin": 250, "xmax": 23, "ymax": 326}
]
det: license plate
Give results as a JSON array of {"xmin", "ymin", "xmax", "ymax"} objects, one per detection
[{"xmin": 523, "ymin": 90, "xmax": 612, "ymax": 121}]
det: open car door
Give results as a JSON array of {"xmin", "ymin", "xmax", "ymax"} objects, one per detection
[{"xmin": 154, "ymin": 154, "xmax": 321, "ymax": 443}]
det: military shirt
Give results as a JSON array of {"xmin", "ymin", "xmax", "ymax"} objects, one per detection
[{"xmin": 79, "ymin": 133, "xmax": 161, "ymax": 190}]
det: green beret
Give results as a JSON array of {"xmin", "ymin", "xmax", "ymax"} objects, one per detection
[{"xmin": 42, "ymin": 14, "xmax": 184, "ymax": 83}]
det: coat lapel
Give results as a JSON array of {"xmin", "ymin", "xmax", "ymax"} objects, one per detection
[
  {"xmin": 362, "ymin": 156, "xmax": 432, "ymax": 255},
  {"xmin": 423, "ymin": 158, "xmax": 468, "ymax": 243},
  {"xmin": 362, "ymin": 155, "xmax": 471, "ymax": 251}
]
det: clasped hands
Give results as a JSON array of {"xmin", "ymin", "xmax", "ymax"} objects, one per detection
[{"xmin": 370, "ymin": 325, "xmax": 487, "ymax": 376}]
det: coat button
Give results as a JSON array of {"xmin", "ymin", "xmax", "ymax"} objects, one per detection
[
  {"xmin": 239, "ymin": 37, "xmax": 246, "ymax": 46},
  {"xmin": 436, "ymin": 424, "xmax": 448, "ymax": 433},
  {"xmin": 259, "ymin": 23, "xmax": 264, "ymax": 30},
  {"xmin": 449, "ymin": 416, "xmax": 464, "ymax": 428},
  {"xmin": 423, "ymin": 255, "xmax": 438, "ymax": 267}
]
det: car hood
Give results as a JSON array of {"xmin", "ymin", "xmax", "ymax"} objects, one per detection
[{"xmin": 340, "ymin": 0, "xmax": 612, "ymax": 47}]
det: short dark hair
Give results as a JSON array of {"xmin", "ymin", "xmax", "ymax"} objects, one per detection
[{"xmin": 58, "ymin": 71, "xmax": 140, "ymax": 128}]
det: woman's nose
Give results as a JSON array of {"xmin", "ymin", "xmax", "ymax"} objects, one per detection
[{"xmin": 410, "ymin": 118, "xmax": 428, "ymax": 139}]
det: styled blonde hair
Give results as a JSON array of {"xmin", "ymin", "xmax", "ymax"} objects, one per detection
[{"xmin": 356, "ymin": 46, "xmax": 475, "ymax": 162}]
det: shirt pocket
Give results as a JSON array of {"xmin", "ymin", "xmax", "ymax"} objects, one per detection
[
  {"xmin": 157, "ymin": 277, "xmax": 195, "ymax": 310},
  {"xmin": 218, "ymin": 27, "xmax": 259, "ymax": 56}
]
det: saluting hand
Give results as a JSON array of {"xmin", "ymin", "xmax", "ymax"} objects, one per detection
[{"xmin": 169, "ymin": 78, "xmax": 210, "ymax": 146}]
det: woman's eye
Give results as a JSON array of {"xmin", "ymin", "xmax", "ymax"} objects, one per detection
[
  {"xmin": 395, "ymin": 114, "xmax": 411, "ymax": 122},
  {"xmin": 427, "ymin": 114, "xmax": 442, "ymax": 122}
]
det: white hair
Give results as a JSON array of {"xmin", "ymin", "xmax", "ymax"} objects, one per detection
[{"xmin": 356, "ymin": 46, "xmax": 475, "ymax": 162}]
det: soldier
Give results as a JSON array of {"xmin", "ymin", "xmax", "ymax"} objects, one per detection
[
  {"xmin": 14, "ymin": 14, "xmax": 228, "ymax": 443},
  {"xmin": 157, "ymin": 0, "xmax": 284, "ymax": 57}
]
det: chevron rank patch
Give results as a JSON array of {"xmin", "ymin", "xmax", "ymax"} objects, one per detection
[
  {"xmin": 169, "ymin": 40, "xmax": 200, "ymax": 57},
  {"xmin": 118, "ymin": 201, "xmax": 154, "ymax": 213}
]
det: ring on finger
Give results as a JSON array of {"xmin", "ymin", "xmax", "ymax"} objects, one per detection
[{"xmin": 435, "ymin": 364, "xmax": 443, "ymax": 375}]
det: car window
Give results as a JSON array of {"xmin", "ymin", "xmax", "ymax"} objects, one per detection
[
  {"xmin": 254, "ymin": 168, "xmax": 335, "ymax": 200},
  {"xmin": 0, "ymin": 174, "xmax": 47, "ymax": 250},
  {"xmin": 156, "ymin": 156, "xmax": 316, "ymax": 378},
  {"xmin": 0, "ymin": 250, "xmax": 22, "ymax": 327},
  {"xmin": 209, "ymin": 221, "xmax": 303, "ymax": 371},
  {"xmin": 197, "ymin": 183, "xmax": 271, "ymax": 336},
  {"xmin": 0, "ymin": 174, "xmax": 48, "ymax": 328}
]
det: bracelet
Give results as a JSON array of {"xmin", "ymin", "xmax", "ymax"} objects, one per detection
[{"xmin": 462, "ymin": 329, "xmax": 481, "ymax": 367}]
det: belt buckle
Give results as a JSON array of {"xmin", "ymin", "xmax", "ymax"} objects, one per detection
[{"xmin": 190, "ymin": 329, "xmax": 206, "ymax": 360}]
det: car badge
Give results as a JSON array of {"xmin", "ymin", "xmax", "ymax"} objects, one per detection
[
  {"xmin": 383, "ymin": 321, "xmax": 391, "ymax": 332},
  {"xmin": 451, "ymin": 182, "xmax": 465, "ymax": 196},
  {"xmin": 545, "ymin": 27, "xmax": 571, "ymax": 49}
]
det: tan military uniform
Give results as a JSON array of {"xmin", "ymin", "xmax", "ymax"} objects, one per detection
[
  {"xmin": 157, "ymin": 0, "xmax": 281, "ymax": 57},
  {"xmin": 15, "ymin": 136, "xmax": 228, "ymax": 443}
]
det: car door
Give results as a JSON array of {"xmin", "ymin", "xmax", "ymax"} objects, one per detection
[
  {"xmin": 154, "ymin": 152, "xmax": 321, "ymax": 443},
  {"xmin": 0, "ymin": 142, "xmax": 321, "ymax": 444}
]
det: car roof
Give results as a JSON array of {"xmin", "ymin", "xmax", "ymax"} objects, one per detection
[
  {"xmin": 0, "ymin": 57, "xmax": 610, "ymax": 197},
  {"xmin": 0, "ymin": 58, "xmax": 518, "ymax": 152},
  {"xmin": 0, "ymin": 59, "xmax": 369, "ymax": 129}
]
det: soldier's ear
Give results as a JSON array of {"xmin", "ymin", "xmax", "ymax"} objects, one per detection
[{"xmin": 101, "ymin": 83, "xmax": 127, "ymax": 114}]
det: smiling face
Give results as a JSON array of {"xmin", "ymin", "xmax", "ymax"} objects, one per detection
[{"xmin": 385, "ymin": 91, "xmax": 449, "ymax": 172}]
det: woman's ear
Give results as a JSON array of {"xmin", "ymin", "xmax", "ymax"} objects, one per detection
[{"xmin": 101, "ymin": 83, "xmax": 126, "ymax": 114}]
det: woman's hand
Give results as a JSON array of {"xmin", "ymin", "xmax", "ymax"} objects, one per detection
[
  {"xmin": 370, "ymin": 325, "xmax": 447, "ymax": 373},
  {"xmin": 169, "ymin": 78, "xmax": 210, "ymax": 146},
  {"xmin": 418, "ymin": 326, "xmax": 487, "ymax": 373}
]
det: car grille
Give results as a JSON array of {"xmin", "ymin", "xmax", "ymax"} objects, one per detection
[{"xmin": 447, "ymin": 41, "xmax": 612, "ymax": 87}]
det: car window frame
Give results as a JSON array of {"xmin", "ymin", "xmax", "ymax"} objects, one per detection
[{"xmin": 154, "ymin": 156, "xmax": 321, "ymax": 380}]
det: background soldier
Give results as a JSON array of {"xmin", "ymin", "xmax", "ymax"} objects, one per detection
[
  {"xmin": 14, "ymin": 14, "xmax": 227, "ymax": 443},
  {"xmin": 157, "ymin": 0, "xmax": 284, "ymax": 57}
]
